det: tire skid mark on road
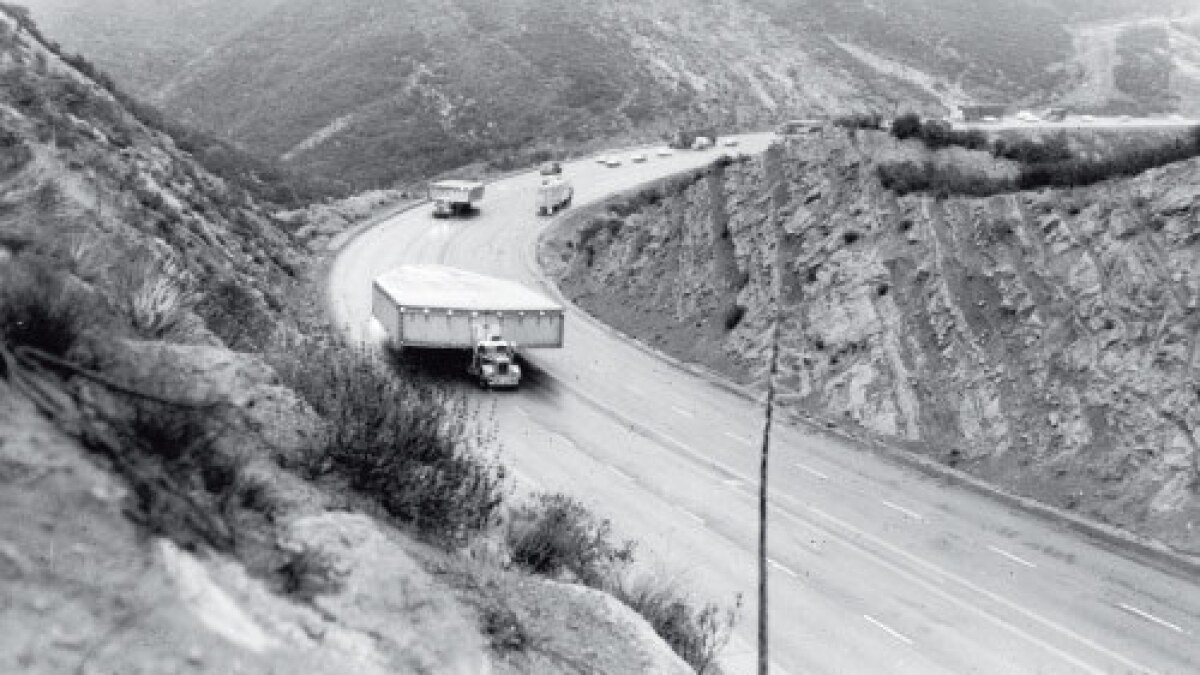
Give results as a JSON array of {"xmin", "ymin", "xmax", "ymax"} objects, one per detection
[
  {"xmin": 1116, "ymin": 603, "xmax": 1188, "ymax": 635},
  {"xmin": 987, "ymin": 545, "xmax": 1037, "ymax": 569},
  {"xmin": 864, "ymin": 614, "xmax": 914, "ymax": 646}
]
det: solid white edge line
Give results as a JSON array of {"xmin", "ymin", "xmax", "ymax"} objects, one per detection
[
  {"xmin": 987, "ymin": 544, "xmax": 1038, "ymax": 569},
  {"xmin": 863, "ymin": 614, "xmax": 914, "ymax": 646},
  {"xmin": 881, "ymin": 499, "xmax": 925, "ymax": 522},
  {"xmin": 1116, "ymin": 603, "xmax": 1187, "ymax": 634}
]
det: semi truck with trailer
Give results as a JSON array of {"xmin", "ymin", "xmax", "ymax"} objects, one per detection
[
  {"xmin": 535, "ymin": 177, "xmax": 573, "ymax": 216},
  {"xmin": 372, "ymin": 265, "xmax": 565, "ymax": 389},
  {"xmin": 429, "ymin": 179, "xmax": 485, "ymax": 217}
]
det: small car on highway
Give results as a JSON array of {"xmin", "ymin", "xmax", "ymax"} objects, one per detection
[{"xmin": 630, "ymin": 153, "xmax": 647, "ymax": 163}]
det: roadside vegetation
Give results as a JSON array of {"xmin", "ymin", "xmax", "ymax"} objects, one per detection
[
  {"xmin": 877, "ymin": 112, "xmax": 1200, "ymax": 196},
  {"xmin": 1, "ymin": 5, "xmax": 743, "ymax": 667}
]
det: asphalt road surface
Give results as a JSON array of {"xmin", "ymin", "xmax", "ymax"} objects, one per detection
[{"xmin": 329, "ymin": 134, "xmax": 1200, "ymax": 674}]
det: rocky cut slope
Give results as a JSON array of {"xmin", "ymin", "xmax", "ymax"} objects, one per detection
[{"xmin": 547, "ymin": 131, "xmax": 1200, "ymax": 554}]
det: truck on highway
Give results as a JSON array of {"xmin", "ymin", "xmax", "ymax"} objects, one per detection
[
  {"xmin": 535, "ymin": 177, "xmax": 573, "ymax": 216},
  {"xmin": 669, "ymin": 127, "xmax": 717, "ymax": 150},
  {"xmin": 429, "ymin": 179, "xmax": 484, "ymax": 217},
  {"xmin": 372, "ymin": 265, "xmax": 564, "ymax": 389}
]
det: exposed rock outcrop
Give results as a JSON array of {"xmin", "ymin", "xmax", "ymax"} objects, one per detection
[{"xmin": 550, "ymin": 131, "xmax": 1200, "ymax": 553}]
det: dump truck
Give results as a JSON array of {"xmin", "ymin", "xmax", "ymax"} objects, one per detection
[
  {"xmin": 372, "ymin": 265, "xmax": 564, "ymax": 389},
  {"xmin": 669, "ymin": 127, "xmax": 717, "ymax": 150},
  {"xmin": 535, "ymin": 177, "xmax": 573, "ymax": 216},
  {"xmin": 429, "ymin": 179, "xmax": 484, "ymax": 217}
]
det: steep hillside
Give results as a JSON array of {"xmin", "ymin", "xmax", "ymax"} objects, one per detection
[
  {"xmin": 546, "ymin": 131, "xmax": 1200, "ymax": 554},
  {"xmin": 25, "ymin": 0, "xmax": 1200, "ymax": 188},
  {"xmin": 0, "ymin": 9, "xmax": 722, "ymax": 674},
  {"xmin": 21, "ymin": 0, "xmax": 286, "ymax": 98}
]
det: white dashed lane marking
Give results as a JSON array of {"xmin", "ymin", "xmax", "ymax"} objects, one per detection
[
  {"xmin": 607, "ymin": 465, "xmax": 635, "ymax": 483},
  {"xmin": 881, "ymin": 499, "xmax": 925, "ymax": 522},
  {"xmin": 1116, "ymin": 603, "xmax": 1187, "ymax": 634},
  {"xmin": 670, "ymin": 405, "xmax": 695, "ymax": 418},
  {"xmin": 987, "ymin": 545, "xmax": 1037, "ymax": 569},
  {"xmin": 768, "ymin": 558, "xmax": 800, "ymax": 578},
  {"xmin": 794, "ymin": 463, "xmax": 830, "ymax": 481},
  {"xmin": 864, "ymin": 615, "xmax": 914, "ymax": 646},
  {"xmin": 724, "ymin": 431, "xmax": 754, "ymax": 446}
]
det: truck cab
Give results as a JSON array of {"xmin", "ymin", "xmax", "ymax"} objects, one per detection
[{"xmin": 468, "ymin": 339, "xmax": 521, "ymax": 389}]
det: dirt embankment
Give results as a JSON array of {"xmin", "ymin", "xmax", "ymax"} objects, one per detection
[{"xmin": 546, "ymin": 130, "xmax": 1200, "ymax": 554}]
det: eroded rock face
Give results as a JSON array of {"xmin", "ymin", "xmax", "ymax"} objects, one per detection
[{"xmin": 554, "ymin": 132, "xmax": 1200, "ymax": 553}]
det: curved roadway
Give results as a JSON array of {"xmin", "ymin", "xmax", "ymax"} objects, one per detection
[{"xmin": 329, "ymin": 136, "xmax": 1200, "ymax": 674}]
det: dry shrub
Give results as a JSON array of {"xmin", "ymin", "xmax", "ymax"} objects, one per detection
[
  {"xmin": 608, "ymin": 574, "xmax": 740, "ymax": 674},
  {"xmin": 108, "ymin": 245, "xmax": 199, "ymax": 339},
  {"xmin": 271, "ymin": 337, "xmax": 506, "ymax": 544},
  {"xmin": 507, "ymin": 492, "xmax": 634, "ymax": 587},
  {"xmin": 0, "ymin": 253, "xmax": 93, "ymax": 356}
]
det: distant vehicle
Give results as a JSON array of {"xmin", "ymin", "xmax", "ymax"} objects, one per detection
[
  {"xmin": 981, "ymin": 116, "xmax": 1000, "ymax": 123},
  {"xmin": 656, "ymin": 148, "xmax": 674, "ymax": 157},
  {"xmin": 1043, "ymin": 107, "xmax": 1068, "ymax": 122},
  {"xmin": 603, "ymin": 156, "xmax": 622, "ymax": 167},
  {"xmin": 538, "ymin": 161, "xmax": 562, "ymax": 176},
  {"xmin": 535, "ymin": 177, "xmax": 573, "ymax": 216},
  {"xmin": 429, "ymin": 180, "xmax": 484, "ymax": 217},
  {"xmin": 692, "ymin": 136, "xmax": 714, "ymax": 150},
  {"xmin": 670, "ymin": 127, "xmax": 717, "ymax": 149},
  {"xmin": 1016, "ymin": 110, "xmax": 1039, "ymax": 122},
  {"xmin": 630, "ymin": 152, "xmax": 648, "ymax": 163},
  {"xmin": 372, "ymin": 265, "xmax": 564, "ymax": 389},
  {"xmin": 1119, "ymin": 115, "xmax": 1133, "ymax": 123},
  {"xmin": 776, "ymin": 120, "xmax": 818, "ymax": 135},
  {"xmin": 1080, "ymin": 114, "xmax": 1096, "ymax": 123},
  {"xmin": 723, "ymin": 138, "xmax": 739, "ymax": 147}
]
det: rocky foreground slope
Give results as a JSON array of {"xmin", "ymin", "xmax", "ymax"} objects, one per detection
[
  {"xmin": 547, "ymin": 130, "xmax": 1200, "ymax": 554},
  {"xmin": 0, "ymin": 10, "xmax": 698, "ymax": 674}
]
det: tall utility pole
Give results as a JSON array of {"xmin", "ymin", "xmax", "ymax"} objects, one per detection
[{"xmin": 758, "ymin": 309, "xmax": 783, "ymax": 675}]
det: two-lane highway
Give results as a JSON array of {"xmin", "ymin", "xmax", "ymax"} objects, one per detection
[{"xmin": 329, "ymin": 136, "xmax": 1200, "ymax": 673}]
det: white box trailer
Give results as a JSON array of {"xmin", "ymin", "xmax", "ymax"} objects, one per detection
[
  {"xmin": 429, "ymin": 179, "xmax": 484, "ymax": 217},
  {"xmin": 372, "ymin": 265, "xmax": 564, "ymax": 387},
  {"xmin": 535, "ymin": 177, "xmax": 573, "ymax": 216}
]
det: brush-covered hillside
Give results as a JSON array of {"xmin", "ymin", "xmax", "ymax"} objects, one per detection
[
  {"xmin": 0, "ymin": 8, "xmax": 730, "ymax": 674},
  {"xmin": 545, "ymin": 127, "xmax": 1200, "ymax": 555},
  {"xmin": 24, "ymin": 0, "xmax": 1200, "ymax": 188}
]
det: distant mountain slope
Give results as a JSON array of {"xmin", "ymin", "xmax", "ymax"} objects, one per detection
[
  {"xmin": 22, "ymin": 0, "xmax": 285, "ymax": 98},
  {"xmin": 23, "ymin": 0, "xmax": 1200, "ymax": 187}
]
